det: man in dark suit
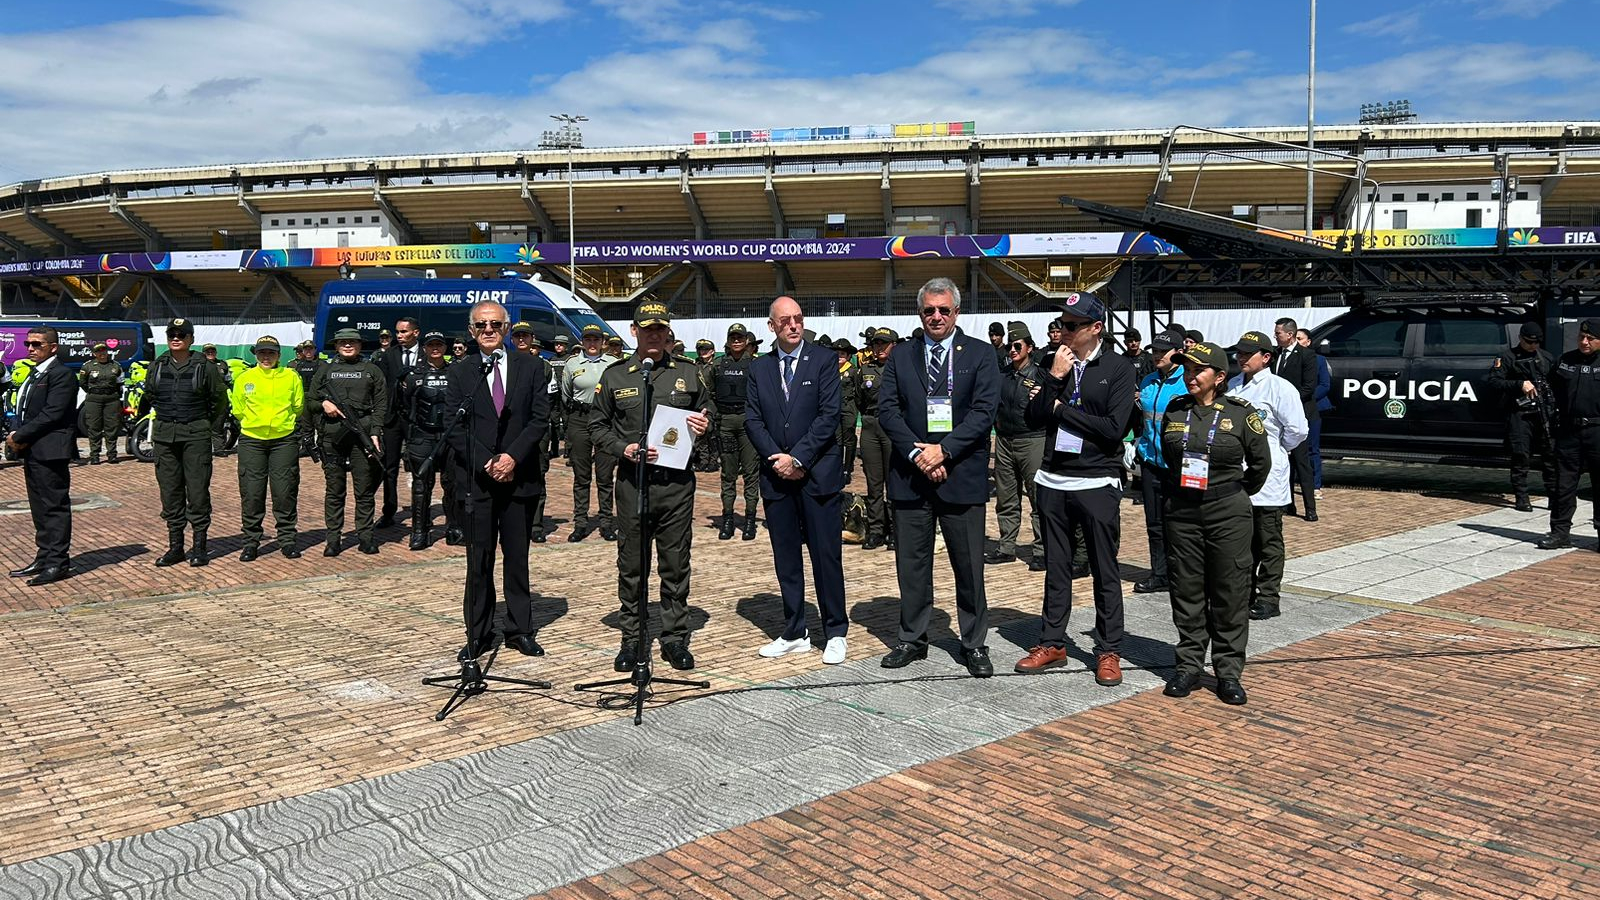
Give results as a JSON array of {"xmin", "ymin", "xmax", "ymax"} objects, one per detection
[
  {"xmin": 446, "ymin": 301, "xmax": 553, "ymax": 661},
  {"xmin": 876, "ymin": 277, "xmax": 1002, "ymax": 677},
  {"xmin": 376, "ymin": 316, "xmax": 422, "ymax": 527},
  {"xmin": 745, "ymin": 296, "xmax": 849, "ymax": 664},
  {"xmin": 7, "ymin": 328, "xmax": 77, "ymax": 585},
  {"xmin": 1271, "ymin": 317, "xmax": 1319, "ymax": 521}
]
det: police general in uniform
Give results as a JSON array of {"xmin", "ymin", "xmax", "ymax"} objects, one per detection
[
  {"xmin": 402, "ymin": 331, "xmax": 458, "ymax": 550},
  {"xmin": 1159, "ymin": 342, "xmax": 1272, "ymax": 705},
  {"xmin": 311, "ymin": 328, "xmax": 388, "ymax": 556},
  {"xmin": 591, "ymin": 302, "xmax": 711, "ymax": 672},
  {"xmin": 140, "ymin": 317, "xmax": 230, "ymax": 567},
  {"xmin": 1487, "ymin": 322, "xmax": 1558, "ymax": 512},
  {"xmin": 79, "ymin": 343, "xmax": 125, "ymax": 465},
  {"xmin": 562, "ymin": 324, "xmax": 616, "ymax": 542},
  {"xmin": 711, "ymin": 323, "xmax": 759, "ymax": 540},
  {"xmin": 1539, "ymin": 318, "xmax": 1600, "ymax": 550}
]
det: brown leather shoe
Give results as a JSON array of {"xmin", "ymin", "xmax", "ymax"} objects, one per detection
[
  {"xmin": 1013, "ymin": 645, "xmax": 1068, "ymax": 674},
  {"xmin": 1095, "ymin": 652, "xmax": 1123, "ymax": 686}
]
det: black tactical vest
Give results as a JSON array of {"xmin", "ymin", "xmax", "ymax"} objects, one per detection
[
  {"xmin": 150, "ymin": 356, "xmax": 208, "ymax": 424},
  {"xmin": 714, "ymin": 355, "xmax": 752, "ymax": 411}
]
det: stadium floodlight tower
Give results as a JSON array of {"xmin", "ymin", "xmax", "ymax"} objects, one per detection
[
  {"xmin": 544, "ymin": 113, "xmax": 588, "ymax": 295},
  {"xmin": 1359, "ymin": 100, "xmax": 1418, "ymax": 126}
]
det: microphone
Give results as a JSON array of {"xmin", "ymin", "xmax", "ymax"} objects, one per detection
[
  {"xmin": 481, "ymin": 350, "xmax": 500, "ymax": 373},
  {"xmin": 640, "ymin": 356, "xmax": 655, "ymax": 372}
]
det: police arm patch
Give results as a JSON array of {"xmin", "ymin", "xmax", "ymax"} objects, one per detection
[{"xmin": 1246, "ymin": 413, "xmax": 1266, "ymax": 435}]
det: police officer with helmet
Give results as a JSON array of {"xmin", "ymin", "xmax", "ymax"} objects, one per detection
[
  {"xmin": 1539, "ymin": 318, "xmax": 1600, "ymax": 550},
  {"xmin": 402, "ymin": 331, "xmax": 458, "ymax": 550},
  {"xmin": 311, "ymin": 328, "xmax": 388, "ymax": 556},
  {"xmin": 1487, "ymin": 322, "xmax": 1558, "ymax": 512},
  {"xmin": 140, "ymin": 317, "xmax": 230, "ymax": 567}
]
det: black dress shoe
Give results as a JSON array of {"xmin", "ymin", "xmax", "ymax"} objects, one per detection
[
  {"xmin": 1216, "ymin": 678, "xmax": 1248, "ymax": 705},
  {"xmin": 239, "ymin": 545, "xmax": 259, "ymax": 563},
  {"xmin": 600, "ymin": 525, "xmax": 618, "ymax": 542},
  {"xmin": 9, "ymin": 560, "xmax": 44, "ymax": 578},
  {"xmin": 375, "ymin": 514, "xmax": 395, "ymax": 529},
  {"xmin": 880, "ymin": 643, "xmax": 927, "ymax": 668},
  {"xmin": 531, "ymin": 532, "xmax": 546, "ymax": 544},
  {"xmin": 741, "ymin": 522, "xmax": 757, "ymax": 541},
  {"xmin": 1249, "ymin": 600, "xmax": 1280, "ymax": 620},
  {"xmin": 1071, "ymin": 562, "xmax": 1090, "ymax": 579},
  {"xmin": 885, "ymin": 533, "xmax": 896, "ymax": 550},
  {"xmin": 961, "ymin": 647, "xmax": 994, "ymax": 678},
  {"xmin": 26, "ymin": 564, "xmax": 71, "ymax": 586},
  {"xmin": 718, "ymin": 520, "xmax": 735, "ymax": 540},
  {"xmin": 324, "ymin": 542, "xmax": 342, "ymax": 557},
  {"xmin": 1514, "ymin": 496, "xmax": 1534, "ymax": 512},
  {"xmin": 1027, "ymin": 555, "xmax": 1046, "ymax": 572},
  {"xmin": 862, "ymin": 535, "xmax": 883, "ymax": 550},
  {"xmin": 281, "ymin": 546, "xmax": 302, "ymax": 559},
  {"xmin": 567, "ymin": 525, "xmax": 592, "ymax": 543},
  {"xmin": 983, "ymin": 550, "xmax": 1014, "ymax": 565},
  {"xmin": 1133, "ymin": 578, "xmax": 1170, "ymax": 594},
  {"xmin": 1164, "ymin": 670, "xmax": 1201, "ymax": 698},
  {"xmin": 660, "ymin": 642, "xmax": 695, "ymax": 670},
  {"xmin": 359, "ymin": 538, "xmax": 379, "ymax": 555},
  {"xmin": 1537, "ymin": 532, "xmax": 1573, "ymax": 550},
  {"xmin": 1304, "ymin": 513, "xmax": 1319, "ymax": 523},
  {"xmin": 458, "ymin": 641, "xmax": 497, "ymax": 662},
  {"xmin": 613, "ymin": 645, "xmax": 638, "ymax": 672},
  {"xmin": 505, "ymin": 634, "xmax": 545, "ymax": 657}
]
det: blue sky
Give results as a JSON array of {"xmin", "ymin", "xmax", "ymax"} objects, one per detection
[{"xmin": 0, "ymin": 0, "xmax": 1594, "ymax": 181}]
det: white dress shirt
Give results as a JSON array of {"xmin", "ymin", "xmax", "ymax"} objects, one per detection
[{"xmin": 1226, "ymin": 368, "xmax": 1308, "ymax": 508}]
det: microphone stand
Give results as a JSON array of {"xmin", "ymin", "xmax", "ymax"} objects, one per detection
[
  {"xmin": 575, "ymin": 354, "xmax": 710, "ymax": 725},
  {"xmin": 422, "ymin": 350, "xmax": 552, "ymax": 720}
]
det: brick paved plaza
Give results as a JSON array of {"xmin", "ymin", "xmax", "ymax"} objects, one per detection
[{"xmin": 0, "ymin": 452, "xmax": 1594, "ymax": 899}]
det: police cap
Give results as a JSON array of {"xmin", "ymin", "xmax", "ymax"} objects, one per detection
[
  {"xmin": 727, "ymin": 322, "xmax": 751, "ymax": 337},
  {"xmin": 581, "ymin": 323, "xmax": 605, "ymax": 337},
  {"xmin": 251, "ymin": 335, "xmax": 281, "ymax": 354},
  {"xmin": 1175, "ymin": 341, "xmax": 1228, "ymax": 372},
  {"xmin": 510, "ymin": 322, "xmax": 535, "ymax": 336},
  {"xmin": 165, "ymin": 317, "xmax": 194, "ymax": 336},
  {"xmin": 92, "ymin": 342, "xmax": 109, "ymax": 352},
  {"xmin": 633, "ymin": 301, "xmax": 671, "ymax": 327},
  {"xmin": 422, "ymin": 331, "xmax": 447, "ymax": 345},
  {"xmin": 1581, "ymin": 318, "xmax": 1600, "ymax": 338},
  {"xmin": 870, "ymin": 327, "xmax": 898, "ymax": 344},
  {"xmin": 332, "ymin": 328, "xmax": 362, "ymax": 343},
  {"xmin": 1229, "ymin": 331, "xmax": 1275, "ymax": 355},
  {"xmin": 1519, "ymin": 322, "xmax": 1544, "ymax": 342}
]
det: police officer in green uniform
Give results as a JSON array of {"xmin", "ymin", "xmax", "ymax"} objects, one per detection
[
  {"xmin": 711, "ymin": 322, "xmax": 759, "ymax": 540},
  {"xmin": 692, "ymin": 339, "xmax": 722, "ymax": 473},
  {"xmin": 547, "ymin": 332, "xmax": 570, "ymax": 460},
  {"xmin": 852, "ymin": 327, "xmax": 896, "ymax": 550},
  {"xmin": 230, "ymin": 336, "xmax": 305, "ymax": 560},
  {"xmin": 140, "ymin": 318, "xmax": 230, "ymax": 567},
  {"xmin": 311, "ymin": 328, "xmax": 387, "ymax": 556},
  {"xmin": 562, "ymin": 323, "xmax": 616, "ymax": 542},
  {"xmin": 834, "ymin": 338, "xmax": 859, "ymax": 480},
  {"xmin": 1158, "ymin": 342, "xmax": 1272, "ymax": 706},
  {"xmin": 986, "ymin": 323, "xmax": 1046, "ymax": 570},
  {"xmin": 591, "ymin": 301, "xmax": 711, "ymax": 672},
  {"xmin": 402, "ymin": 331, "xmax": 457, "ymax": 550},
  {"xmin": 78, "ymin": 343, "xmax": 124, "ymax": 464}
]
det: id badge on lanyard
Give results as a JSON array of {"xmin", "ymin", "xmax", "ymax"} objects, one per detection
[{"xmin": 1180, "ymin": 405, "xmax": 1222, "ymax": 490}]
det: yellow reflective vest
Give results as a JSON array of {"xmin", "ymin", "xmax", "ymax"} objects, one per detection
[{"xmin": 230, "ymin": 365, "xmax": 304, "ymax": 440}]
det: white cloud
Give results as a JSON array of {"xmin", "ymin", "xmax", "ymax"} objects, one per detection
[
  {"xmin": 1470, "ymin": 0, "xmax": 1563, "ymax": 18},
  {"xmin": 1343, "ymin": 11, "xmax": 1425, "ymax": 40},
  {"xmin": 932, "ymin": 0, "xmax": 1084, "ymax": 18}
]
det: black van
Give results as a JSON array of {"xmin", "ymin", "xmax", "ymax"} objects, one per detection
[{"xmin": 1310, "ymin": 296, "xmax": 1599, "ymax": 463}]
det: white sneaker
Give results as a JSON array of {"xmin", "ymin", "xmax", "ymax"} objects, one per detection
[
  {"xmin": 758, "ymin": 636, "xmax": 812, "ymax": 658},
  {"xmin": 822, "ymin": 636, "xmax": 847, "ymax": 665},
  {"xmin": 1314, "ymin": 488, "xmax": 1325, "ymax": 500}
]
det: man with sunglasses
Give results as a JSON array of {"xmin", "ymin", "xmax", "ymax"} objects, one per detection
[
  {"xmin": 877, "ymin": 277, "xmax": 1001, "ymax": 678},
  {"xmin": 1016, "ymin": 292, "xmax": 1138, "ymax": 687},
  {"xmin": 988, "ymin": 323, "xmax": 1047, "ymax": 571},
  {"xmin": 449, "ymin": 302, "xmax": 554, "ymax": 661},
  {"xmin": 310, "ymin": 329, "xmax": 388, "ymax": 556},
  {"xmin": 140, "ymin": 318, "xmax": 230, "ymax": 567},
  {"xmin": 7, "ymin": 328, "xmax": 77, "ymax": 585},
  {"xmin": 561, "ymin": 324, "xmax": 617, "ymax": 542}
]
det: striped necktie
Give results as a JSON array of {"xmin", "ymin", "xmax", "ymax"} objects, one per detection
[
  {"xmin": 927, "ymin": 343, "xmax": 945, "ymax": 390},
  {"xmin": 782, "ymin": 355, "xmax": 795, "ymax": 400}
]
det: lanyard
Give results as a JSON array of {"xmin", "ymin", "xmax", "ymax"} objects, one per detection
[
  {"xmin": 926, "ymin": 341, "xmax": 955, "ymax": 397},
  {"xmin": 1183, "ymin": 404, "xmax": 1224, "ymax": 456},
  {"xmin": 1066, "ymin": 360, "xmax": 1086, "ymax": 407}
]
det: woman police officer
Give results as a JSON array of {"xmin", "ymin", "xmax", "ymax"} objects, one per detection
[{"xmin": 1158, "ymin": 341, "xmax": 1272, "ymax": 705}]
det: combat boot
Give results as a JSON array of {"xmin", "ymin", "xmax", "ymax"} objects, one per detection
[
  {"xmin": 154, "ymin": 532, "xmax": 186, "ymax": 567},
  {"xmin": 188, "ymin": 531, "xmax": 209, "ymax": 567},
  {"xmin": 718, "ymin": 517, "xmax": 735, "ymax": 540},
  {"xmin": 1514, "ymin": 493, "xmax": 1533, "ymax": 512},
  {"xmin": 409, "ymin": 511, "xmax": 430, "ymax": 551}
]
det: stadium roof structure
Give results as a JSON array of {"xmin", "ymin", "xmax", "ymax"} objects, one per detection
[{"xmin": 4, "ymin": 121, "xmax": 1600, "ymax": 321}]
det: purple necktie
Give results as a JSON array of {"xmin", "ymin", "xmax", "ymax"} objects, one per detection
[{"xmin": 491, "ymin": 359, "xmax": 505, "ymax": 414}]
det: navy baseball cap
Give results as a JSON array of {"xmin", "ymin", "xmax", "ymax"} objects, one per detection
[{"xmin": 1055, "ymin": 291, "xmax": 1106, "ymax": 323}]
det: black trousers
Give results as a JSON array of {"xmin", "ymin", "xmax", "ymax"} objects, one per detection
[
  {"xmin": 381, "ymin": 421, "xmax": 404, "ymax": 520},
  {"xmin": 1139, "ymin": 460, "xmax": 1169, "ymax": 583},
  {"xmin": 462, "ymin": 487, "xmax": 537, "ymax": 650},
  {"xmin": 1507, "ymin": 412, "xmax": 1557, "ymax": 498},
  {"xmin": 24, "ymin": 455, "xmax": 72, "ymax": 568},
  {"xmin": 1250, "ymin": 505, "xmax": 1286, "ymax": 605},
  {"xmin": 764, "ymin": 489, "xmax": 848, "ymax": 641},
  {"xmin": 1037, "ymin": 484, "xmax": 1125, "ymax": 654},
  {"xmin": 1550, "ymin": 425, "xmax": 1600, "ymax": 536},
  {"xmin": 893, "ymin": 498, "xmax": 988, "ymax": 650},
  {"xmin": 1287, "ymin": 441, "xmax": 1317, "ymax": 516}
]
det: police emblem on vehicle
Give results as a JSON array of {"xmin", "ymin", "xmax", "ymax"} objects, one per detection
[{"xmin": 1384, "ymin": 399, "xmax": 1407, "ymax": 419}]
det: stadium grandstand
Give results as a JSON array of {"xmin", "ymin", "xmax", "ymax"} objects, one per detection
[{"xmin": 3, "ymin": 120, "xmax": 1600, "ymax": 322}]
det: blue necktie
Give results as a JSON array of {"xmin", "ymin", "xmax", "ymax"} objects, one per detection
[
  {"xmin": 927, "ymin": 343, "xmax": 945, "ymax": 391},
  {"xmin": 782, "ymin": 355, "xmax": 795, "ymax": 400}
]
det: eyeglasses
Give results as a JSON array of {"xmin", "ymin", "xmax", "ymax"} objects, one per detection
[
  {"xmin": 24, "ymin": 340, "xmax": 47, "ymax": 349},
  {"xmin": 920, "ymin": 305, "xmax": 954, "ymax": 318},
  {"xmin": 471, "ymin": 320, "xmax": 506, "ymax": 332},
  {"xmin": 1058, "ymin": 320, "xmax": 1093, "ymax": 333},
  {"xmin": 1009, "ymin": 342, "xmax": 1026, "ymax": 352}
]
